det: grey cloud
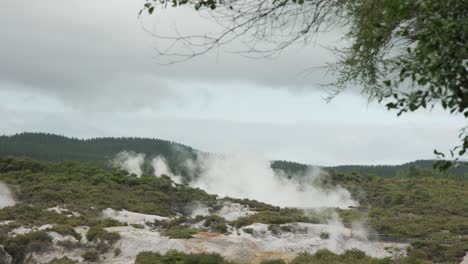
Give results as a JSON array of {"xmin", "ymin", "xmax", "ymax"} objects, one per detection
[
  {"xmin": 0, "ymin": 0, "xmax": 342, "ymax": 111},
  {"xmin": 0, "ymin": 105, "xmax": 460, "ymax": 165}
]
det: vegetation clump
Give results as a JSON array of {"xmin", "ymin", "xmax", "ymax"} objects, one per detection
[
  {"xmin": 3, "ymin": 231, "xmax": 52, "ymax": 264},
  {"xmin": 136, "ymin": 250, "xmax": 235, "ymax": 264},
  {"xmin": 0, "ymin": 157, "xmax": 467, "ymax": 263},
  {"xmin": 81, "ymin": 249, "xmax": 100, "ymax": 262},
  {"xmin": 135, "ymin": 249, "xmax": 431, "ymax": 264},
  {"xmin": 162, "ymin": 227, "xmax": 199, "ymax": 239},
  {"xmin": 231, "ymin": 209, "xmax": 321, "ymax": 228},
  {"xmin": 49, "ymin": 225, "xmax": 81, "ymax": 240},
  {"xmin": 408, "ymin": 241, "xmax": 468, "ymax": 263},
  {"xmin": 86, "ymin": 227, "xmax": 120, "ymax": 243},
  {"xmin": 290, "ymin": 249, "xmax": 430, "ymax": 264},
  {"xmin": 320, "ymin": 232, "xmax": 330, "ymax": 239},
  {"xmin": 47, "ymin": 257, "xmax": 78, "ymax": 264},
  {"xmin": 242, "ymin": 228, "xmax": 254, "ymax": 235},
  {"xmin": 260, "ymin": 260, "xmax": 286, "ymax": 264},
  {"xmin": 203, "ymin": 215, "xmax": 228, "ymax": 233}
]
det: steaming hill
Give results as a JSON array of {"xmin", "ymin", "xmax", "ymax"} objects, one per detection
[
  {"xmin": 1, "ymin": 132, "xmax": 467, "ymax": 178},
  {"xmin": 0, "ymin": 156, "xmax": 467, "ymax": 263}
]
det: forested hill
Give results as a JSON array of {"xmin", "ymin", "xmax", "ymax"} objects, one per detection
[
  {"xmin": 273, "ymin": 159, "xmax": 468, "ymax": 179},
  {"xmin": 1, "ymin": 132, "xmax": 467, "ymax": 178},
  {"xmin": 0, "ymin": 132, "xmax": 197, "ymax": 165},
  {"xmin": 329, "ymin": 160, "xmax": 468, "ymax": 178}
]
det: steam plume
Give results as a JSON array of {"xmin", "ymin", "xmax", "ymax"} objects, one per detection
[
  {"xmin": 113, "ymin": 150, "xmax": 357, "ymax": 208},
  {"xmin": 0, "ymin": 182, "xmax": 15, "ymax": 208},
  {"xmin": 151, "ymin": 155, "xmax": 183, "ymax": 184},
  {"xmin": 192, "ymin": 153, "xmax": 357, "ymax": 208},
  {"xmin": 112, "ymin": 151, "xmax": 145, "ymax": 177}
]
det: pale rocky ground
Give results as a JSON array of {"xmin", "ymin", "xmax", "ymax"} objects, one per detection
[
  {"xmin": 101, "ymin": 208, "xmax": 169, "ymax": 228},
  {"xmin": 191, "ymin": 202, "xmax": 256, "ymax": 221},
  {"xmin": 24, "ymin": 205, "xmax": 414, "ymax": 264},
  {"xmin": 6, "ymin": 203, "xmax": 467, "ymax": 264},
  {"xmin": 461, "ymin": 252, "xmax": 468, "ymax": 264},
  {"xmin": 98, "ymin": 224, "xmax": 408, "ymax": 264}
]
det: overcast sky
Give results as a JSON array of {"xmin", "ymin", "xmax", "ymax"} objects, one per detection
[{"xmin": 0, "ymin": 0, "xmax": 464, "ymax": 166}]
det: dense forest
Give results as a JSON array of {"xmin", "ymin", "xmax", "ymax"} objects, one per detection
[
  {"xmin": 0, "ymin": 132, "xmax": 199, "ymax": 178},
  {"xmin": 2, "ymin": 133, "xmax": 466, "ymax": 179},
  {"xmin": 0, "ymin": 132, "xmax": 197, "ymax": 162}
]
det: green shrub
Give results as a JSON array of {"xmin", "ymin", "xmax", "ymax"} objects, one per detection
[
  {"xmin": 408, "ymin": 241, "xmax": 468, "ymax": 263},
  {"xmin": 135, "ymin": 250, "xmax": 234, "ymax": 264},
  {"xmin": 260, "ymin": 260, "xmax": 286, "ymax": 264},
  {"xmin": 82, "ymin": 249, "xmax": 100, "ymax": 262},
  {"xmin": 320, "ymin": 232, "xmax": 330, "ymax": 239},
  {"xmin": 47, "ymin": 257, "xmax": 78, "ymax": 264},
  {"xmin": 4, "ymin": 231, "xmax": 52, "ymax": 264},
  {"xmin": 162, "ymin": 227, "xmax": 198, "ymax": 239},
  {"xmin": 280, "ymin": 225, "xmax": 294, "ymax": 233},
  {"xmin": 50, "ymin": 225, "xmax": 81, "ymax": 240},
  {"xmin": 290, "ymin": 249, "xmax": 431, "ymax": 264},
  {"xmin": 268, "ymin": 224, "xmax": 280, "ymax": 235},
  {"xmin": 243, "ymin": 228, "xmax": 254, "ymax": 235},
  {"xmin": 56, "ymin": 240, "xmax": 80, "ymax": 250},
  {"xmin": 203, "ymin": 215, "xmax": 228, "ymax": 233},
  {"xmin": 231, "ymin": 209, "xmax": 321, "ymax": 228},
  {"xmin": 86, "ymin": 227, "xmax": 120, "ymax": 244},
  {"xmin": 153, "ymin": 217, "xmax": 188, "ymax": 229}
]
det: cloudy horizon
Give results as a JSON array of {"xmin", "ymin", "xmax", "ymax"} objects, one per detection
[{"xmin": 1, "ymin": 0, "xmax": 464, "ymax": 166}]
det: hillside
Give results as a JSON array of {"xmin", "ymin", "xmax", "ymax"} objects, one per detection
[
  {"xmin": 2, "ymin": 132, "xmax": 466, "ymax": 179},
  {"xmin": 0, "ymin": 157, "xmax": 467, "ymax": 263},
  {"xmin": 0, "ymin": 132, "xmax": 197, "ymax": 162},
  {"xmin": 0, "ymin": 158, "xmax": 468, "ymax": 264}
]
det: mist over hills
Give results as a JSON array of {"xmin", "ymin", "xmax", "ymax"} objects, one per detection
[
  {"xmin": 1, "ymin": 132, "xmax": 467, "ymax": 178},
  {"xmin": 1, "ymin": 133, "xmax": 467, "ymax": 263}
]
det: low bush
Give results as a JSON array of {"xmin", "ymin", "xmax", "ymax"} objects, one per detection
[
  {"xmin": 290, "ymin": 249, "xmax": 430, "ymax": 264},
  {"xmin": 320, "ymin": 232, "xmax": 330, "ymax": 239},
  {"xmin": 153, "ymin": 217, "xmax": 188, "ymax": 229},
  {"xmin": 231, "ymin": 209, "xmax": 321, "ymax": 228},
  {"xmin": 260, "ymin": 260, "xmax": 286, "ymax": 264},
  {"xmin": 56, "ymin": 240, "xmax": 80, "ymax": 250},
  {"xmin": 203, "ymin": 215, "xmax": 228, "ymax": 233},
  {"xmin": 47, "ymin": 257, "xmax": 78, "ymax": 264},
  {"xmin": 86, "ymin": 227, "xmax": 120, "ymax": 244},
  {"xmin": 408, "ymin": 241, "xmax": 468, "ymax": 263},
  {"xmin": 162, "ymin": 227, "xmax": 199, "ymax": 239},
  {"xmin": 136, "ymin": 250, "xmax": 234, "ymax": 264},
  {"xmin": 268, "ymin": 224, "xmax": 281, "ymax": 235},
  {"xmin": 82, "ymin": 249, "xmax": 100, "ymax": 262},
  {"xmin": 243, "ymin": 228, "xmax": 254, "ymax": 235},
  {"xmin": 4, "ymin": 231, "xmax": 52, "ymax": 264},
  {"xmin": 50, "ymin": 225, "xmax": 81, "ymax": 240}
]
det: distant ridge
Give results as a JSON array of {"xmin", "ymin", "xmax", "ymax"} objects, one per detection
[
  {"xmin": 1, "ymin": 132, "xmax": 466, "ymax": 178},
  {"xmin": 0, "ymin": 132, "xmax": 198, "ymax": 175},
  {"xmin": 328, "ymin": 160, "xmax": 468, "ymax": 178}
]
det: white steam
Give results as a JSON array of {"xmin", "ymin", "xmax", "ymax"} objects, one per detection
[
  {"xmin": 112, "ymin": 151, "xmax": 146, "ymax": 177},
  {"xmin": 151, "ymin": 156, "xmax": 183, "ymax": 184},
  {"xmin": 0, "ymin": 182, "xmax": 15, "ymax": 208},
  {"xmin": 193, "ymin": 154, "xmax": 357, "ymax": 208},
  {"xmin": 112, "ymin": 151, "xmax": 357, "ymax": 208}
]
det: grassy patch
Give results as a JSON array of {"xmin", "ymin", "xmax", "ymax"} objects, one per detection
[{"xmin": 162, "ymin": 227, "xmax": 199, "ymax": 239}]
